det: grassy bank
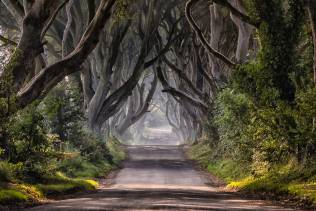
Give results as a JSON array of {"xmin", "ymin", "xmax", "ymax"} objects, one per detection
[
  {"xmin": 0, "ymin": 137, "xmax": 125, "ymax": 209},
  {"xmin": 187, "ymin": 140, "xmax": 316, "ymax": 208},
  {"xmin": 58, "ymin": 137, "xmax": 126, "ymax": 178},
  {"xmin": 0, "ymin": 174, "xmax": 98, "ymax": 209}
]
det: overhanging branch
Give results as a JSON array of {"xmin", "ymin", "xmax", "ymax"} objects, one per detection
[
  {"xmin": 0, "ymin": 34, "xmax": 17, "ymax": 46},
  {"xmin": 212, "ymin": 0, "xmax": 260, "ymax": 28},
  {"xmin": 185, "ymin": 0, "xmax": 236, "ymax": 69}
]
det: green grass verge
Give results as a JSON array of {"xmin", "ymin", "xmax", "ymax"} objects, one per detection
[
  {"xmin": 0, "ymin": 173, "xmax": 98, "ymax": 207},
  {"xmin": 187, "ymin": 141, "xmax": 316, "ymax": 207},
  {"xmin": 0, "ymin": 137, "xmax": 125, "ymax": 208},
  {"xmin": 0, "ymin": 183, "xmax": 43, "ymax": 207},
  {"xmin": 107, "ymin": 137, "xmax": 126, "ymax": 164},
  {"xmin": 228, "ymin": 172, "xmax": 316, "ymax": 206},
  {"xmin": 0, "ymin": 189, "xmax": 28, "ymax": 204},
  {"xmin": 187, "ymin": 140, "xmax": 250, "ymax": 182},
  {"xmin": 57, "ymin": 137, "xmax": 126, "ymax": 178},
  {"xmin": 36, "ymin": 172, "xmax": 98, "ymax": 196}
]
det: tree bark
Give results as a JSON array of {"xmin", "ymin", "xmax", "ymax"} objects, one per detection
[
  {"xmin": 306, "ymin": 0, "xmax": 316, "ymax": 84},
  {"xmin": 185, "ymin": 0, "xmax": 236, "ymax": 69},
  {"xmin": 17, "ymin": 0, "xmax": 116, "ymax": 109}
]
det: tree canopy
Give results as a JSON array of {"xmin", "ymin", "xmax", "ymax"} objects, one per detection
[{"xmin": 0, "ymin": 0, "xmax": 316, "ymax": 207}]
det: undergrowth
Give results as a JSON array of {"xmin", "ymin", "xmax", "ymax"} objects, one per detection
[
  {"xmin": 0, "ymin": 137, "xmax": 125, "ymax": 208},
  {"xmin": 187, "ymin": 141, "xmax": 316, "ymax": 208}
]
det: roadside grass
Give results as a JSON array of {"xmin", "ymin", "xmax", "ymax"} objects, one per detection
[
  {"xmin": 107, "ymin": 137, "xmax": 126, "ymax": 164},
  {"xmin": 228, "ymin": 166, "xmax": 316, "ymax": 206},
  {"xmin": 187, "ymin": 142, "xmax": 316, "ymax": 208},
  {"xmin": 58, "ymin": 137, "xmax": 126, "ymax": 179},
  {"xmin": 0, "ymin": 189, "xmax": 29, "ymax": 204},
  {"xmin": 187, "ymin": 140, "xmax": 213, "ymax": 169},
  {"xmin": 0, "ymin": 137, "xmax": 125, "ymax": 208},
  {"xmin": 36, "ymin": 172, "xmax": 98, "ymax": 196},
  {"xmin": 0, "ymin": 183, "xmax": 42, "ymax": 207},
  {"xmin": 58, "ymin": 157, "xmax": 113, "ymax": 178},
  {"xmin": 0, "ymin": 173, "xmax": 98, "ymax": 207}
]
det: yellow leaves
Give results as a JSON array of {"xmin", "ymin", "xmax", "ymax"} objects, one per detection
[
  {"xmin": 15, "ymin": 184, "xmax": 43, "ymax": 199},
  {"xmin": 84, "ymin": 179, "xmax": 99, "ymax": 189},
  {"xmin": 228, "ymin": 177, "xmax": 255, "ymax": 189}
]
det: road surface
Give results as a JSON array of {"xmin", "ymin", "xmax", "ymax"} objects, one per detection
[{"xmin": 26, "ymin": 145, "xmax": 297, "ymax": 211}]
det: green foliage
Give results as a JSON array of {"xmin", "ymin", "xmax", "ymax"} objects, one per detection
[
  {"xmin": 228, "ymin": 163, "xmax": 316, "ymax": 206},
  {"xmin": 233, "ymin": 0, "xmax": 305, "ymax": 103},
  {"xmin": 187, "ymin": 138, "xmax": 214, "ymax": 169},
  {"xmin": 207, "ymin": 160, "xmax": 250, "ymax": 183},
  {"xmin": 195, "ymin": 4, "xmax": 315, "ymax": 207},
  {"xmin": 113, "ymin": 0, "xmax": 137, "ymax": 22},
  {"xmin": 36, "ymin": 177, "xmax": 98, "ymax": 196},
  {"xmin": 203, "ymin": 0, "xmax": 314, "ymax": 176},
  {"xmin": 58, "ymin": 157, "xmax": 109, "ymax": 178},
  {"xmin": 0, "ymin": 184, "xmax": 42, "ymax": 207},
  {"xmin": 0, "ymin": 189, "xmax": 28, "ymax": 205},
  {"xmin": 0, "ymin": 77, "xmax": 126, "ymax": 208},
  {"xmin": 187, "ymin": 140, "xmax": 250, "ymax": 182},
  {"xmin": 0, "ymin": 173, "xmax": 98, "ymax": 207},
  {"xmin": 43, "ymin": 83, "xmax": 84, "ymax": 145},
  {"xmin": 0, "ymin": 161, "xmax": 22, "ymax": 182},
  {"xmin": 7, "ymin": 105, "xmax": 58, "ymax": 181},
  {"xmin": 15, "ymin": 184, "xmax": 43, "ymax": 200},
  {"xmin": 79, "ymin": 134, "xmax": 113, "ymax": 164},
  {"xmin": 107, "ymin": 137, "xmax": 126, "ymax": 164},
  {"xmin": 58, "ymin": 137, "xmax": 125, "ymax": 178},
  {"xmin": 214, "ymin": 88, "xmax": 253, "ymax": 162}
]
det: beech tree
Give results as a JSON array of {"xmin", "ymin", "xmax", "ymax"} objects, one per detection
[{"xmin": 1, "ymin": 0, "xmax": 315, "ymax": 150}]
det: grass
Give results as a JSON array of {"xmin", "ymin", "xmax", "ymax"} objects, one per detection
[
  {"xmin": 0, "ymin": 137, "xmax": 126, "ymax": 208},
  {"xmin": 58, "ymin": 157, "xmax": 112, "ymax": 178},
  {"xmin": 36, "ymin": 180, "xmax": 97, "ymax": 196},
  {"xmin": 187, "ymin": 140, "xmax": 250, "ymax": 182},
  {"xmin": 187, "ymin": 141, "xmax": 316, "ymax": 208},
  {"xmin": 288, "ymin": 183, "xmax": 316, "ymax": 204},
  {"xmin": 207, "ymin": 160, "xmax": 250, "ymax": 182},
  {"xmin": 0, "ymin": 172, "xmax": 98, "ymax": 207},
  {"xmin": 228, "ymin": 171, "xmax": 316, "ymax": 206},
  {"xmin": 107, "ymin": 137, "xmax": 126, "ymax": 164},
  {"xmin": 0, "ymin": 189, "xmax": 28, "ymax": 204},
  {"xmin": 57, "ymin": 137, "xmax": 125, "ymax": 179},
  {"xmin": 0, "ymin": 183, "xmax": 43, "ymax": 207},
  {"xmin": 187, "ymin": 139, "xmax": 213, "ymax": 169},
  {"xmin": 36, "ymin": 172, "xmax": 98, "ymax": 196}
]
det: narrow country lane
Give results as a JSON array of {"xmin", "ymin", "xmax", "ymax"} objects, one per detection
[{"xmin": 25, "ymin": 145, "xmax": 298, "ymax": 211}]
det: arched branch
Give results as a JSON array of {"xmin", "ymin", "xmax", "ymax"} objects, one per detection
[
  {"xmin": 41, "ymin": 0, "xmax": 70, "ymax": 40},
  {"xmin": 157, "ymin": 65, "xmax": 208, "ymax": 111},
  {"xmin": 212, "ymin": 0, "xmax": 260, "ymax": 28},
  {"xmin": 185, "ymin": 0, "xmax": 236, "ymax": 69}
]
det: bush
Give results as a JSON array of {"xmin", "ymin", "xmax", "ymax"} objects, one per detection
[
  {"xmin": 7, "ymin": 105, "xmax": 58, "ymax": 181},
  {"xmin": 36, "ymin": 172, "xmax": 98, "ymax": 196},
  {"xmin": 36, "ymin": 181, "xmax": 96, "ymax": 196},
  {"xmin": 214, "ymin": 88, "xmax": 253, "ymax": 162},
  {"xmin": 0, "ymin": 161, "xmax": 21, "ymax": 182},
  {"xmin": 0, "ymin": 190, "xmax": 28, "ymax": 205},
  {"xmin": 80, "ymin": 134, "xmax": 113, "ymax": 164},
  {"xmin": 207, "ymin": 160, "xmax": 250, "ymax": 182},
  {"xmin": 58, "ymin": 157, "xmax": 104, "ymax": 178},
  {"xmin": 107, "ymin": 137, "xmax": 126, "ymax": 164},
  {"xmin": 57, "ymin": 136, "xmax": 125, "ymax": 178}
]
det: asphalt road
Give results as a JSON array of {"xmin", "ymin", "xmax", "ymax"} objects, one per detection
[{"xmin": 25, "ymin": 145, "xmax": 297, "ymax": 211}]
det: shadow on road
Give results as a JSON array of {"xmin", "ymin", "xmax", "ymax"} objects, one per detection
[{"xmin": 25, "ymin": 145, "xmax": 298, "ymax": 211}]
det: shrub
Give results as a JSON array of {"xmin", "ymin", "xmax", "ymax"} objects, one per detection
[
  {"xmin": 81, "ymin": 135, "xmax": 113, "ymax": 164},
  {"xmin": 36, "ymin": 173, "xmax": 98, "ymax": 196},
  {"xmin": 0, "ymin": 189, "xmax": 28, "ymax": 205},
  {"xmin": 0, "ymin": 161, "xmax": 21, "ymax": 182},
  {"xmin": 8, "ymin": 105, "xmax": 58, "ymax": 181},
  {"xmin": 107, "ymin": 137, "xmax": 125, "ymax": 164}
]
